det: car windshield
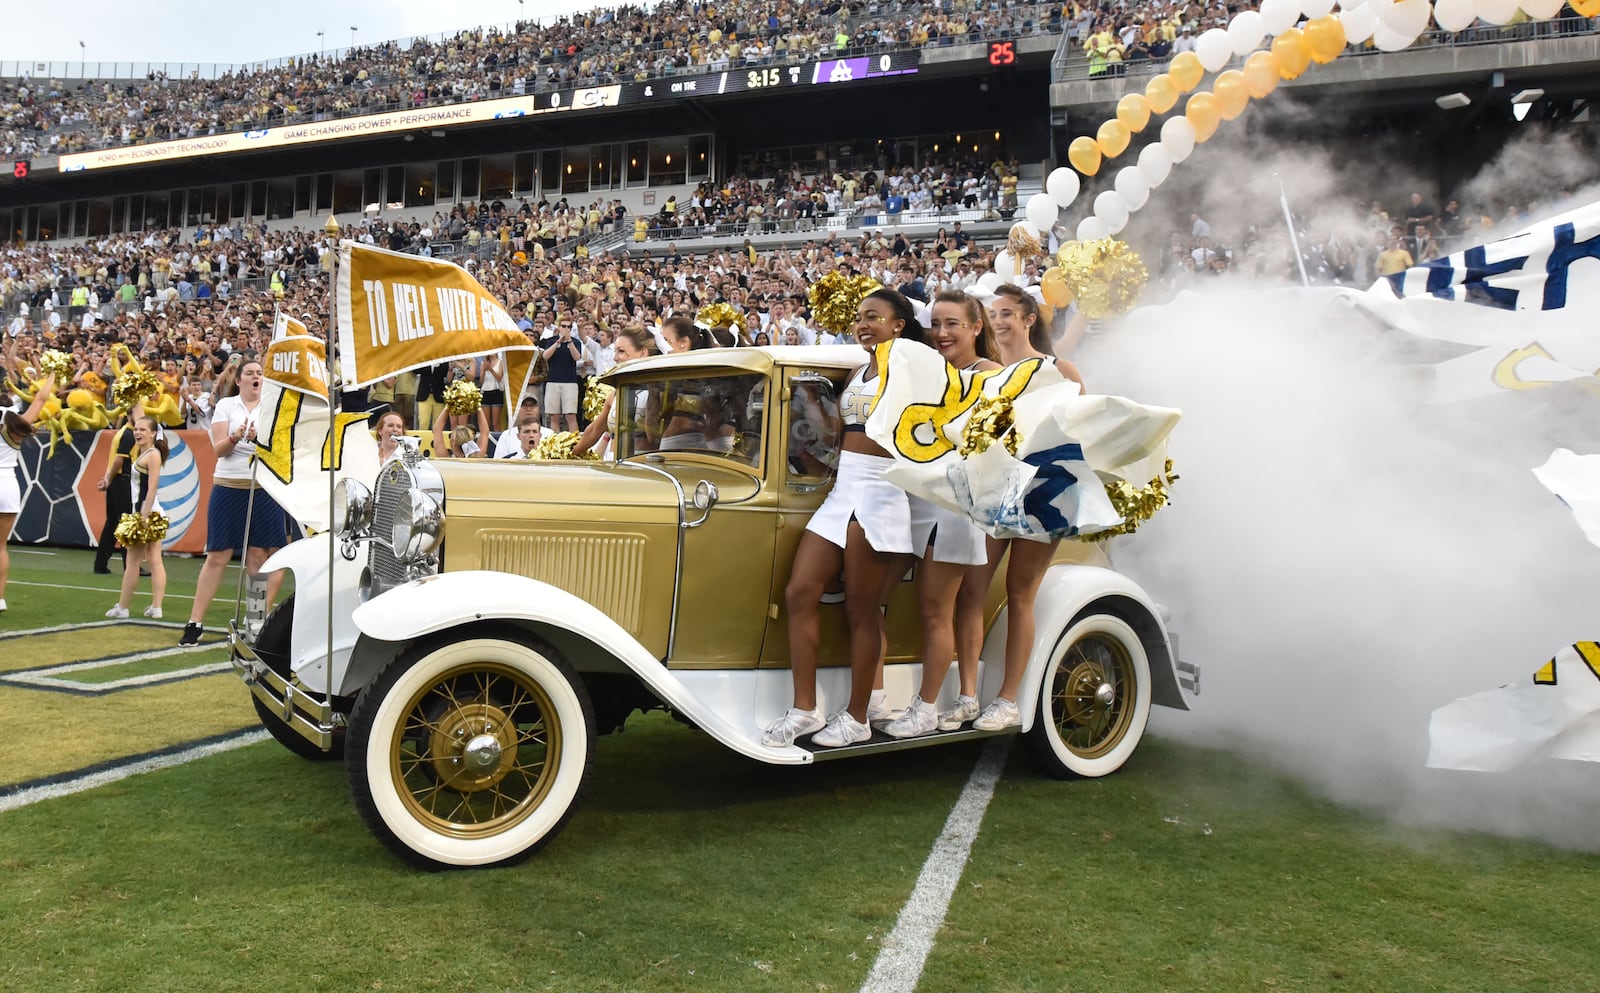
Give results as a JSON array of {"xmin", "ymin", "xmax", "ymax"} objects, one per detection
[{"xmin": 614, "ymin": 371, "xmax": 766, "ymax": 468}]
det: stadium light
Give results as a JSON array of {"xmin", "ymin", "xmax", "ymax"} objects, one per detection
[{"xmin": 1435, "ymin": 92, "xmax": 1471, "ymax": 110}]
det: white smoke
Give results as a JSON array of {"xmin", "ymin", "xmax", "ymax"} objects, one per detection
[{"xmin": 1055, "ymin": 116, "xmax": 1600, "ymax": 850}]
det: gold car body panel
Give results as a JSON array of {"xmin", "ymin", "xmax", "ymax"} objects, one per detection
[{"xmin": 435, "ymin": 460, "xmax": 681, "ymax": 658}]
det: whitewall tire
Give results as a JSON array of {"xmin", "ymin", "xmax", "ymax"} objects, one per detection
[{"xmin": 1023, "ymin": 613, "xmax": 1152, "ymax": 779}]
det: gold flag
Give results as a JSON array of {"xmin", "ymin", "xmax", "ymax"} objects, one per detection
[
  {"xmin": 335, "ymin": 241, "xmax": 537, "ymax": 390},
  {"xmin": 264, "ymin": 313, "xmax": 331, "ymax": 398}
]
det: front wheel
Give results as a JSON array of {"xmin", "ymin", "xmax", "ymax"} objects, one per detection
[
  {"xmin": 346, "ymin": 631, "xmax": 595, "ymax": 869},
  {"xmin": 1023, "ymin": 613, "xmax": 1152, "ymax": 779}
]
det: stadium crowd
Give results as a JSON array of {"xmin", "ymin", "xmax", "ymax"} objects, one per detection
[
  {"xmin": 0, "ymin": 200, "xmax": 1014, "ymax": 437},
  {"xmin": 1, "ymin": 0, "xmax": 1061, "ymax": 158}
]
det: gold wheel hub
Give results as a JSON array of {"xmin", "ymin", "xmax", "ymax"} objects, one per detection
[
  {"xmin": 391, "ymin": 660, "xmax": 562, "ymax": 837},
  {"xmin": 428, "ymin": 702, "xmax": 518, "ymax": 792},
  {"xmin": 1051, "ymin": 634, "xmax": 1133, "ymax": 760}
]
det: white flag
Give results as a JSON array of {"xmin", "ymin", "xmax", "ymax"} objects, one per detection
[{"xmin": 1427, "ymin": 642, "xmax": 1600, "ymax": 771}]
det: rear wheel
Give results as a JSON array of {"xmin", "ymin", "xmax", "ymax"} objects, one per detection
[
  {"xmin": 1023, "ymin": 613, "xmax": 1151, "ymax": 779},
  {"xmin": 346, "ymin": 632, "xmax": 595, "ymax": 869},
  {"xmin": 249, "ymin": 595, "xmax": 347, "ymax": 761}
]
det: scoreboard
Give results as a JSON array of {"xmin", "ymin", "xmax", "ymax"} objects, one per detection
[{"xmin": 620, "ymin": 49, "xmax": 921, "ymax": 103}]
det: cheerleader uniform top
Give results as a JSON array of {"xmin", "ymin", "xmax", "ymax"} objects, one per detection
[
  {"xmin": 133, "ymin": 454, "xmax": 162, "ymax": 515},
  {"xmin": 839, "ymin": 365, "xmax": 877, "ymax": 433}
]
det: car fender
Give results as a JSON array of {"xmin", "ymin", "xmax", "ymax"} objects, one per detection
[
  {"xmin": 260, "ymin": 536, "xmax": 364, "ymax": 695},
  {"xmin": 1008, "ymin": 564, "xmax": 1188, "ymax": 733},
  {"xmin": 348, "ymin": 571, "xmax": 813, "ymax": 766}
]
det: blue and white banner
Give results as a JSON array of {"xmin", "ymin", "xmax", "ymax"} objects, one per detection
[{"xmin": 1347, "ymin": 201, "xmax": 1600, "ymax": 401}]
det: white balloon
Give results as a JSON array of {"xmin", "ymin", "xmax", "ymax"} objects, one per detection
[
  {"xmin": 1259, "ymin": 0, "xmax": 1300, "ymax": 35},
  {"xmin": 1196, "ymin": 28, "xmax": 1234, "ymax": 72},
  {"xmin": 1371, "ymin": 22, "xmax": 1415, "ymax": 50},
  {"xmin": 1521, "ymin": 0, "xmax": 1563, "ymax": 18},
  {"xmin": 1137, "ymin": 143, "xmax": 1174, "ymax": 188},
  {"xmin": 1025, "ymin": 192, "xmax": 1058, "ymax": 232},
  {"xmin": 1045, "ymin": 167, "xmax": 1081, "ymax": 210},
  {"xmin": 1076, "ymin": 216, "xmax": 1111, "ymax": 243},
  {"xmin": 1093, "ymin": 191, "xmax": 1131, "ymax": 235},
  {"xmin": 976, "ymin": 272, "xmax": 1003, "ymax": 291},
  {"xmin": 993, "ymin": 249, "xmax": 1018, "ymax": 280},
  {"xmin": 1339, "ymin": 3, "xmax": 1381, "ymax": 41},
  {"xmin": 1342, "ymin": 0, "xmax": 1369, "ymax": 8},
  {"xmin": 1226, "ymin": 11, "xmax": 1265, "ymax": 56},
  {"xmin": 1382, "ymin": 0, "xmax": 1432, "ymax": 35},
  {"xmin": 1114, "ymin": 167, "xmax": 1151, "ymax": 211},
  {"xmin": 1474, "ymin": 0, "xmax": 1520, "ymax": 23},
  {"xmin": 1160, "ymin": 116, "xmax": 1196, "ymax": 163},
  {"xmin": 1300, "ymin": 0, "xmax": 1337, "ymax": 16},
  {"xmin": 1433, "ymin": 0, "xmax": 1478, "ymax": 29},
  {"xmin": 1005, "ymin": 269, "xmax": 1029, "ymax": 287},
  {"xmin": 1431, "ymin": 0, "xmax": 1477, "ymax": 30}
]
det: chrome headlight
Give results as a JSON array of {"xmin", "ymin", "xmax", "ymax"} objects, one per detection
[
  {"xmin": 391, "ymin": 487, "xmax": 443, "ymax": 562},
  {"xmin": 333, "ymin": 478, "xmax": 373, "ymax": 539}
]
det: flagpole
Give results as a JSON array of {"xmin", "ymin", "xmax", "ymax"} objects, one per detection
[
  {"xmin": 323, "ymin": 217, "xmax": 340, "ymax": 707},
  {"xmin": 1277, "ymin": 173, "xmax": 1311, "ymax": 288}
]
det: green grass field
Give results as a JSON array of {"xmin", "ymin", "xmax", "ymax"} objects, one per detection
[{"xmin": 2, "ymin": 548, "xmax": 1597, "ymax": 993}]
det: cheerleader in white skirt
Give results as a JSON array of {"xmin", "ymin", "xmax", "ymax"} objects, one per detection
[
  {"xmin": 0, "ymin": 371, "xmax": 58, "ymax": 614},
  {"xmin": 763, "ymin": 288, "xmax": 934, "ymax": 749}
]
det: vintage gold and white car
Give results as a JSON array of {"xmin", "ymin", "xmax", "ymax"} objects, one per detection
[{"xmin": 232, "ymin": 345, "xmax": 1199, "ymax": 869}]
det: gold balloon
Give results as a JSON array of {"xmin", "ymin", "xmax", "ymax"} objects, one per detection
[
  {"xmin": 1303, "ymin": 15, "xmax": 1347, "ymax": 64},
  {"xmin": 1574, "ymin": 0, "xmax": 1600, "ymax": 14},
  {"xmin": 1169, "ymin": 51, "xmax": 1204, "ymax": 93},
  {"xmin": 1185, "ymin": 91, "xmax": 1221, "ymax": 143},
  {"xmin": 1068, "ymin": 135, "xmax": 1103, "ymax": 177},
  {"xmin": 1040, "ymin": 266, "xmax": 1075, "ymax": 308},
  {"xmin": 1242, "ymin": 50, "xmax": 1281, "ymax": 99},
  {"xmin": 1096, "ymin": 118, "xmax": 1131, "ymax": 159},
  {"xmin": 1271, "ymin": 28, "xmax": 1312, "ymax": 80},
  {"xmin": 1116, "ymin": 93, "xmax": 1152, "ymax": 133},
  {"xmin": 1145, "ymin": 74, "xmax": 1179, "ymax": 114},
  {"xmin": 1213, "ymin": 70, "xmax": 1249, "ymax": 121}
]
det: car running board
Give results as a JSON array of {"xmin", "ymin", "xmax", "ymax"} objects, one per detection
[{"xmin": 800, "ymin": 723, "xmax": 1020, "ymax": 761}]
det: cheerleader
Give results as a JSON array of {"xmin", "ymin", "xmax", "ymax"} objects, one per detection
[
  {"xmin": 764, "ymin": 288, "xmax": 931, "ymax": 748},
  {"xmin": 958, "ymin": 284, "xmax": 1085, "ymax": 730},
  {"xmin": 572, "ymin": 327, "xmax": 657, "ymax": 459},
  {"xmin": 106, "ymin": 415, "xmax": 168, "ymax": 620},
  {"xmin": 0, "ymin": 372, "xmax": 57, "ymax": 614},
  {"xmin": 882, "ymin": 291, "xmax": 1001, "ymax": 738}
]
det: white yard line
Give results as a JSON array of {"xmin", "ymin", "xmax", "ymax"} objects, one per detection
[
  {"xmin": 1, "ymin": 644, "xmax": 229, "ymax": 691},
  {"xmin": 859, "ymin": 737, "xmax": 1010, "ymax": 993},
  {"xmin": 10, "ymin": 549, "xmax": 56, "ymax": 556},
  {"xmin": 0, "ymin": 730, "xmax": 269, "ymax": 813},
  {"xmin": 0, "ymin": 618, "xmax": 191, "ymax": 639},
  {"xmin": 5, "ymin": 580, "xmax": 197, "ymax": 600}
]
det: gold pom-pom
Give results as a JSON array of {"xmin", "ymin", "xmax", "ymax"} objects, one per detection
[
  {"xmin": 807, "ymin": 271, "xmax": 882, "ymax": 337},
  {"xmin": 529, "ymin": 430, "xmax": 600, "ymax": 461},
  {"xmin": 583, "ymin": 381, "xmax": 615, "ymax": 422},
  {"xmin": 1086, "ymin": 459, "xmax": 1179, "ymax": 542},
  {"xmin": 111, "ymin": 369, "xmax": 162, "ymax": 410},
  {"xmin": 443, "ymin": 379, "xmax": 483, "ymax": 416},
  {"xmin": 1054, "ymin": 239, "xmax": 1149, "ymax": 319},
  {"xmin": 959, "ymin": 394, "xmax": 1021, "ymax": 458},
  {"xmin": 38, "ymin": 349, "xmax": 75, "ymax": 383},
  {"xmin": 695, "ymin": 302, "xmax": 741, "ymax": 332},
  {"xmin": 113, "ymin": 511, "xmax": 170, "ymax": 547},
  {"xmin": 1007, "ymin": 225, "xmax": 1043, "ymax": 260}
]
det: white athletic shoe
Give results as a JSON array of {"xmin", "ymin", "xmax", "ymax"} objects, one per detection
[
  {"xmin": 938, "ymin": 695, "xmax": 981, "ymax": 731},
  {"xmin": 973, "ymin": 697, "xmax": 1021, "ymax": 731},
  {"xmin": 866, "ymin": 688, "xmax": 893, "ymax": 721},
  {"xmin": 811, "ymin": 711, "xmax": 871, "ymax": 748},
  {"xmin": 105, "ymin": 605, "xmax": 130, "ymax": 619},
  {"xmin": 761, "ymin": 707, "xmax": 825, "ymax": 747},
  {"xmin": 143, "ymin": 605, "xmax": 162, "ymax": 619},
  {"xmin": 0, "ymin": 598, "xmax": 7, "ymax": 612},
  {"xmin": 882, "ymin": 696, "xmax": 938, "ymax": 739}
]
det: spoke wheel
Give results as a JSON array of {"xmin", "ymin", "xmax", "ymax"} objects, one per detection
[
  {"xmin": 1024, "ymin": 613, "xmax": 1151, "ymax": 779},
  {"xmin": 347, "ymin": 632, "xmax": 594, "ymax": 869}
]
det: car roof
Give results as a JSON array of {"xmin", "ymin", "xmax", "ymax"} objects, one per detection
[{"xmin": 600, "ymin": 344, "xmax": 866, "ymax": 382}]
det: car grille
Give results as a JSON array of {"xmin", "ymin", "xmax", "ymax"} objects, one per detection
[{"xmin": 368, "ymin": 459, "xmax": 421, "ymax": 596}]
